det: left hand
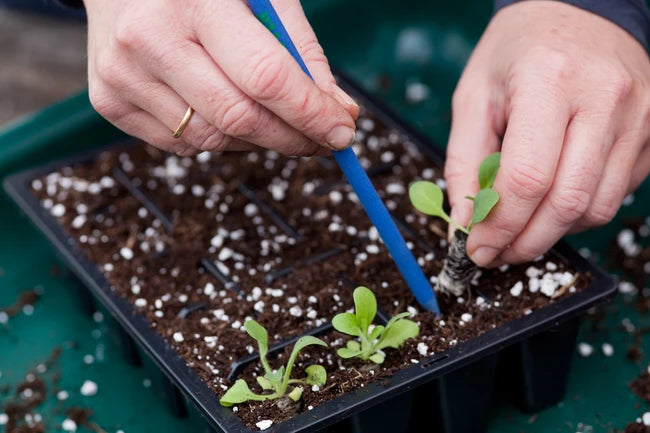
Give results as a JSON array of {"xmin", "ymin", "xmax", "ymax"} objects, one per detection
[{"xmin": 444, "ymin": 1, "xmax": 650, "ymax": 267}]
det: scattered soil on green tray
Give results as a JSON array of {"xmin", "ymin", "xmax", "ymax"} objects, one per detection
[
  {"xmin": 0, "ymin": 290, "xmax": 40, "ymax": 318},
  {"xmin": 631, "ymin": 368, "xmax": 650, "ymax": 404},
  {"xmin": 30, "ymin": 105, "xmax": 589, "ymax": 430},
  {"xmin": 0, "ymin": 347, "xmax": 99, "ymax": 433},
  {"xmin": 626, "ymin": 423, "xmax": 650, "ymax": 433}
]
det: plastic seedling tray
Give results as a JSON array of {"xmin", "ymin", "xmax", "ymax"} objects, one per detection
[{"xmin": 4, "ymin": 75, "xmax": 617, "ymax": 433}]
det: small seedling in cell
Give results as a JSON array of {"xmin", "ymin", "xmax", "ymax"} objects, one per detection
[
  {"xmin": 332, "ymin": 286, "xmax": 419, "ymax": 364},
  {"xmin": 409, "ymin": 152, "xmax": 501, "ymax": 296},
  {"xmin": 220, "ymin": 320, "xmax": 328, "ymax": 406}
]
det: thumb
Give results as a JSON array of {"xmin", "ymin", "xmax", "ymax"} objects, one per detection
[
  {"xmin": 445, "ymin": 84, "xmax": 502, "ymax": 238},
  {"xmin": 275, "ymin": 0, "xmax": 359, "ymax": 119}
]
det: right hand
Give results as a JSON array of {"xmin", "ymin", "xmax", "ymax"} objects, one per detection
[{"xmin": 83, "ymin": 0, "xmax": 359, "ymax": 156}]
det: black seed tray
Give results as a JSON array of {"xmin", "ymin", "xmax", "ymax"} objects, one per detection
[{"xmin": 3, "ymin": 75, "xmax": 617, "ymax": 433}]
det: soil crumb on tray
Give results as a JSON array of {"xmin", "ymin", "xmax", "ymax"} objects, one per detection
[
  {"xmin": 0, "ymin": 348, "xmax": 100, "ymax": 433},
  {"xmin": 30, "ymin": 104, "xmax": 589, "ymax": 429},
  {"xmin": 626, "ymin": 421, "xmax": 650, "ymax": 433},
  {"xmin": 631, "ymin": 367, "xmax": 650, "ymax": 404}
]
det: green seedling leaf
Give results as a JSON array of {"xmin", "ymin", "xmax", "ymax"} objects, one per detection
[
  {"xmin": 256, "ymin": 376, "xmax": 273, "ymax": 391},
  {"xmin": 369, "ymin": 325, "xmax": 385, "ymax": 342},
  {"xmin": 369, "ymin": 353, "xmax": 385, "ymax": 364},
  {"xmin": 375, "ymin": 319, "xmax": 420, "ymax": 352},
  {"xmin": 264, "ymin": 366, "xmax": 284, "ymax": 384},
  {"xmin": 337, "ymin": 347, "xmax": 363, "ymax": 358},
  {"xmin": 304, "ymin": 365, "xmax": 327, "ymax": 387},
  {"xmin": 245, "ymin": 320, "xmax": 268, "ymax": 358},
  {"xmin": 332, "ymin": 312, "xmax": 360, "ymax": 336},
  {"xmin": 353, "ymin": 286, "xmax": 376, "ymax": 334},
  {"xmin": 219, "ymin": 380, "xmax": 269, "ymax": 407},
  {"xmin": 470, "ymin": 188, "xmax": 499, "ymax": 225},
  {"xmin": 282, "ymin": 336, "xmax": 328, "ymax": 395},
  {"xmin": 346, "ymin": 340, "xmax": 361, "ymax": 351},
  {"xmin": 408, "ymin": 181, "xmax": 447, "ymax": 219},
  {"xmin": 292, "ymin": 336, "xmax": 328, "ymax": 355},
  {"xmin": 288, "ymin": 386, "xmax": 303, "ymax": 402},
  {"xmin": 478, "ymin": 152, "xmax": 501, "ymax": 189},
  {"xmin": 384, "ymin": 312, "xmax": 413, "ymax": 330}
]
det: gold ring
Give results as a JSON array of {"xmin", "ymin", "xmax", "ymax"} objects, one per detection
[{"xmin": 172, "ymin": 106, "xmax": 194, "ymax": 138}]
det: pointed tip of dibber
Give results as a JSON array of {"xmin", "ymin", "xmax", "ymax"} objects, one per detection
[{"xmin": 419, "ymin": 295, "xmax": 441, "ymax": 315}]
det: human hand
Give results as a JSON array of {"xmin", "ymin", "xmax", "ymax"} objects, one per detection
[
  {"xmin": 83, "ymin": 0, "xmax": 359, "ymax": 156},
  {"xmin": 444, "ymin": 1, "xmax": 650, "ymax": 267}
]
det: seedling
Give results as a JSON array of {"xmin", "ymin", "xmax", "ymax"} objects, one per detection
[
  {"xmin": 408, "ymin": 152, "xmax": 501, "ymax": 296},
  {"xmin": 332, "ymin": 286, "xmax": 419, "ymax": 364},
  {"xmin": 220, "ymin": 320, "xmax": 328, "ymax": 407},
  {"xmin": 408, "ymin": 152, "xmax": 501, "ymax": 234}
]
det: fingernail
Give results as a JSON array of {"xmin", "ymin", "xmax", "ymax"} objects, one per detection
[
  {"xmin": 333, "ymin": 85, "xmax": 359, "ymax": 109},
  {"xmin": 469, "ymin": 246, "xmax": 500, "ymax": 267},
  {"xmin": 326, "ymin": 125, "xmax": 355, "ymax": 150}
]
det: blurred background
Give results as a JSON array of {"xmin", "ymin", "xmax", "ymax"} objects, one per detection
[{"xmin": 0, "ymin": 3, "xmax": 86, "ymax": 126}]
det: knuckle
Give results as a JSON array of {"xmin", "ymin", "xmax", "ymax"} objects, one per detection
[
  {"xmin": 279, "ymin": 138, "xmax": 318, "ymax": 157},
  {"xmin": 606, "ymin": 71, "xmax": 634, "ymax": 102},
  {"xmin": 505, "ymin": 161, "xmax": 551, "ymax": 202},
  {"xmin": 196, "ymin": 128, "xmax": 231, "ymax": 152},
  {"xmin": 296, "ymin": 91, "xmax": 329, "ymax": 131},
  {"xmin": 300, "ymin": 39, "xmax": 327, "ymax": 66},
  {"xmin": 176, "ymin": 144, "xmax": 199, "ymax": 157},
  {"xmin": 113, "ymin": 15, "xmax": 148, "ymax": 52},
  {"xmin": 583, "ymin": 201, "xmax": 618, "ymax": 227},
  {"xmin": 242, "ymin": 54, "xmax": 291, "ymax": 101},
  {"xmin": 88, "ymin": 85, "xmax": 120, "ymax": 119},
  {"xmin": 93, "ymin": 52, "xmax": 125, "ymax": 88},
  {"xmin": 523, "ymin": 46, "xmax": 574, "ymax": 85},
  {"xmin": 547, "ymin": 184, "xmax": 591, "ymax": 224},
  {"xmin": 507, "ymin": 243, "xmax": 543, "ymax": 264},
  {"xmin": 215, "ymin": 99, "xmax": 261, "ymax": 138}
]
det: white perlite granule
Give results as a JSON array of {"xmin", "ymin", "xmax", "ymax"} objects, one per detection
[
  {"xmin": 601, "ymin": 343, "xmax": 614, "ymax": 357},
  {"xmin": 509, "ymin": 281, "xmax": 523, "ymax": 297},
  {"xmin": 256, "ymin": 420, "xmax": 273, "ymax": 430},
  {"xmin": 173, "ymin": 332, "xmax": 184, "ymax": 343},
  {"xmin": 577, "ymin": 342, "xmax": 593, "ymax": 357},
  {"xmin": 80, "ymin": 380, "xmax": 98, "ymax": 396},
  {"xmin": 120, "ymin": 247, "xmax": 134, "ymax": 260},
  {"xmin": 62, "ymin": 418, "xmax": 77, "ymax": 431}
]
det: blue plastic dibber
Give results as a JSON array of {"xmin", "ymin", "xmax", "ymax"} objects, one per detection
[{"xmin": 246, "ymin": 0, "xmax": 440, "ymax": 314}]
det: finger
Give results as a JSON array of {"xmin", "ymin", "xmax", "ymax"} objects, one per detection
[
  {"xmin": 499, "ymin": 112, "xmax": 613, "ymax": 263},
  {"xmin": 444, "ymin": 83, "xmax": 503, "ymax": 238},
  {"xmin": 92, "ymin": 94, "xmax": 255, "ymax": 155},
  {"xmin": 138, "ymin": 38, "xmax": 325, "ymax": 156},
  {"xmin": 571, "ymin": 133, "xmax": 644, "ymax": 232},
  {"xmin": 273, "ymin": 0, "xmax": 359, "ymax": 118},
  {"xmin": 628, "ymin": 141, "xmax": 650, "ymax": 193},
  {"xmin": 466, "ymin": 83, "xmax": 571, "ymax": 266},
  {"xmin": 195, "ymin": 0, "xmax": 356, "ymax": 150}
]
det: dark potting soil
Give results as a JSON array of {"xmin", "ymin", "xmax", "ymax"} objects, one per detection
[
  {"xmin": 29, "ymin": 106, "xmax": 588, "ymax": 430},
  {"xmin": 631, "ymin": 368, "xmax": 650, "ymax": 404},
  {"xmin": 626, "ymin": 423, "xmax": 650, "ymax": 433}
]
